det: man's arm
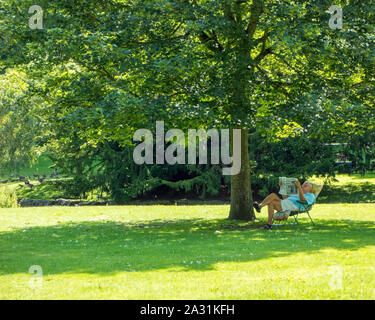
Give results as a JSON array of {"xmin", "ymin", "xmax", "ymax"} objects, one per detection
[{"xmin": 295, "ymin": 180, "xmax": 307, "ymax": 202}]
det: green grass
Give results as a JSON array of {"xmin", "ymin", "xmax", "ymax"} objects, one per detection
[
  {"xmin": 1, "ymin": 172, "xmax": 374, "ymax": 299},
  {"xmin": 311, "ymin": 173, "xmax": 375, "ymax": 185},
  {"xmin": 0, "ymin": 155, "xmax": 55, "ymax": 180},
  {"xmin": 0, "ymin": 203, "xmax": 374, "ymax": 299},
  {"xmin": 309, "ymin": 173, "xmax": 375, "ymax": 203}
]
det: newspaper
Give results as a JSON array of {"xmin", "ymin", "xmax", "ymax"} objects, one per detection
[{"xmin": 279, "ymin": 177, "xmax": 298, "ymax": 196}]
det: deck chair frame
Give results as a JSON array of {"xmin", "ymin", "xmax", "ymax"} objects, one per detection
[{"xmin": 288, "ymin": 201, "xmax": 315, "ymax": 225}]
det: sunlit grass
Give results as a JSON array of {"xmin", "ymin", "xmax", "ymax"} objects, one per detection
[
  {"xmin": 0, "ymin": 155, "xmax": 55, "ymax": 180},
  {"xmin": 310, "ymin": 172, "xmax": 375, "ymax": 185},
  {"xmin": 308, "ymin": 173, "xmax": 375, "ymax": 204}
]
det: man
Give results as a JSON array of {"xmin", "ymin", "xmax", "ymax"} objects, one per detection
[{"xmin": 253, "ymin": 180, "xmax": 316, "ymax": 230}]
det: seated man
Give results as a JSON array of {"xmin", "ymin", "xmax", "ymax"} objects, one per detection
[{"xmin": 253, "ymin": 180, "xmax": 316, "ymax": 230}]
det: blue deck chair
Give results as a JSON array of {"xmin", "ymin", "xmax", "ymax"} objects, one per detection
[{"xmin": 273, "ymin": 182, "xmax": 324, "ymax": 226}]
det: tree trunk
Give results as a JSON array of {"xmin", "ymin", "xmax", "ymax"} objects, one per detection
[{"xmin": 228, "ymin": 128, "xmax": 256, "ymax": 221}]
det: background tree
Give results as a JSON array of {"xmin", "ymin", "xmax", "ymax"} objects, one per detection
[
  {"xmin": 0, "ymin": 70, "xmax": 42, "ymax": 174},
  {"xmin": 1, "ymin": 0, "xmax": 374, "ymax": 219}
]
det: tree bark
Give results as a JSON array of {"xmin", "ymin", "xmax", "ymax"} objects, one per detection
[{"xmin": 228, "ymin": 128, "xmax": 256, "ymax": 221}]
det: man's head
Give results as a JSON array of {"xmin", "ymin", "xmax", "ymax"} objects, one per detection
[{"xmin": 302, "ymin": 181, "xmax": 313, "ymax": 194}]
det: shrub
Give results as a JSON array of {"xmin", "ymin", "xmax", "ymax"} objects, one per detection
[{"xmin": 0, "ymin": 186, "xmax": 19, "ymax": 208}]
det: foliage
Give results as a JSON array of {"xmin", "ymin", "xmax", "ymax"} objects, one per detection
[
  {"xmin": 0, "ymin": 186, "xmax": 19, "ymax": 208},
  {"xmin": 0, "ymin": 70, "xmax": 43, "ymax": 174},
  {"xmin": 67, "ymin": 140, "xmax": 227, "ymax": 202},
  {"xmin": 339, "ymin": 130, "xmax": 375, "ymax": 174},
  {"xmin": 13, "ymin": 132, "xmax": 337, "ymax": 202},
  {"xmin": 1, "ymin": 0, "xmax": 374, "ymax": 218}
]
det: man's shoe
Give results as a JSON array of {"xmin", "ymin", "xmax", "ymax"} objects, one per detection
[
  {"xmin": 262, "ymin": 224, "xmax": 272, "ymax": 230},
  {"xmin": 253, "ymin": 202, "xmax": 261, "ymax": 213}
]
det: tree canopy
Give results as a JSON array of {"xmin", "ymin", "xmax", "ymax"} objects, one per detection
[{"xmin": 0, "ymin": 0, "xmax": 374, "ymax": 219}]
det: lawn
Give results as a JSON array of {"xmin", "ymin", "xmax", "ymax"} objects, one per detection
[
  {"xmin": 0, "ymin": 203, "xmax": 374, "ymax": 299},
  {"xmin": 0, "ymin": 155, "xmax": 55, "ymax": 180},
  {"xmin": 309, "ymin": 173, "xmax": 375, "ymax": 203}
]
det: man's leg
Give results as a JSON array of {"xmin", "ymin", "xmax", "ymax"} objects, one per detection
[
  {"xmin": 255, "ymin": 193, "xmax": 283, "ymax": 227},
  {"xmin": 266, "ymin": 200, "xmax": 283, "ymax": 224},
  {"xmin": 260, "ymin": 193, "xmax": 280, "ymax": 208},
  {"xmin": 257, "ymin": 192, "xmax": 282, "ymax": 223},
  {"xmin": 266, "ymin": 202, "xmax": 274, "ymax": 225}
]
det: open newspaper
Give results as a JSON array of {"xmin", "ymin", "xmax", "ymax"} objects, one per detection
[{"xmin": 279, "ymin": 177, "xmax": 298, "ymax": 196}]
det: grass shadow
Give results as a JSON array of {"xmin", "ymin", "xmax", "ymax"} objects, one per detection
[{"xmin": 0, "ymin": 217, "xmax": 374, "ymax": 276}]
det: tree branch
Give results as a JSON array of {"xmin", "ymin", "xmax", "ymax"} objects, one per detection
[
  {"xmin": 223, "ymin": 2, "xmax": 236, "ymax": 23},
  {"xmin": 246, "ymin": 0, "xmax": 265, "ymax": 40},
  {"xmin": 198, "ymin": 31, "xmax": 224, "ymax": 52},
  {"xmin": 167, "ymin": 22, "xmax": 184, "ymax": 38}
]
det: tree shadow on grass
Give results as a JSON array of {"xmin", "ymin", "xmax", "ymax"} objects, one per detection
[{"xmin": 0, "ymin": 217, "xmax": 374, "ymax": 276}]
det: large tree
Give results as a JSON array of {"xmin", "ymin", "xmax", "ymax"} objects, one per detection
[{"xmin": 1, "ymin": 0, "xmax": 374, "ymax": 219}]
